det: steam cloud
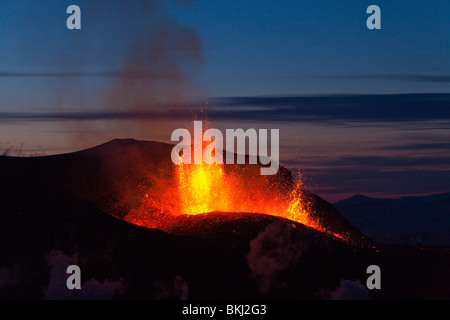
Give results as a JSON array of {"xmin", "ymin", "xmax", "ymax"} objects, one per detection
[
  {"xmin": 44, "ymin": 250, "xmax": 125, "ymax": 300},
  {"xmin": 246, "ymin": 222, "xmax": 308, "ymax": 295},
  {"xmin": 329, "ymin": 279, "xmax": 369, "ymax": 300}
]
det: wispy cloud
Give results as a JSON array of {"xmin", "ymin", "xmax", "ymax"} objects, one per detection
[
  {"xmin": 0, "ymin": 108, "xmax": 191, "ymax": 122},
  {"xmin": 379, "ymin": 142, "xmax": 450, "ymax": 151},
  {"xmin": 317, "ymin": 155, "xmax": 450, "ymax": 169},
  {"xmin": 307, "ymin": 166, "xmax": 450, "ymax": 198},
  {"xmin": 322, "ymin": 74, "xmax": 450, "ymax": 83},
  {"xmin": 0, "ymin": 71, "xmax": 180, "ymax": 79},
  {"xmin": 209, "ymin": 93, "xmax": 450, "ymax": 122},
  {"xmin": 1, "ymin": 93, "xmax": 448, "ymax": 123}
]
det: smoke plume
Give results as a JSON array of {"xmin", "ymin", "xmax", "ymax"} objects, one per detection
[
  {"xmin": 54, "ymin": 0, "xmax": 205, "ymax": 148},
  {"xmin": 329, "ymin": 279, "xmax": 369, "ymax": 300},
  {"xmin": 246, "ymin": 221, "xmax": 308, "ymax": 295},
  {"xmin": 44, "ymin": 250, "xmax": 125, "ymax": 300}
]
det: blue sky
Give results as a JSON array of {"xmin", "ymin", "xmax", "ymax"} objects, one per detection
[
  {"xmin": 167, "ymin": 0, "xmax": 450, "ymax": 96},
  {"xmin": 0, "ymin": 0, "xmax": 448, "ymax": 98}
]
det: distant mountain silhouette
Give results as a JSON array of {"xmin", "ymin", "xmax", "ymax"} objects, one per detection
[{"xmin": 335, "ymin": 192, "xmax": 450, "ymax": 245}]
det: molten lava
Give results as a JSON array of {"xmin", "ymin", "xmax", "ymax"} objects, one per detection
[
  {"xmin": 124, "ymin": 120, "xmax": 348, "ymax": 242},
  {"xmin": 178, "ymin": 161, "xmax": 231, "ymax": 215},
  {"xmin": 174, "ymin": 143, "xmax": 326, "ymax": 230}
]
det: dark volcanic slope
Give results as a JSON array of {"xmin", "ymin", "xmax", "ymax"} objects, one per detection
[
  {"xmin": 0, "ymin": 139, "xmax": 368, "ymax": 244},
  {"xmin": 0, "ymin": 139, "xmax": 449, "ymax": 299}
]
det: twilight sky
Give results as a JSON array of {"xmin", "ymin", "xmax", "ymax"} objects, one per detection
[{"xmin": 0, "ymin": 0, "xmax": 449, "ymax": 202}]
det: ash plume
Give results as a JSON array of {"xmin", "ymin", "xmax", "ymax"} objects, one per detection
[{"xmin": 48, "ymin": 0, "xmax": 206, "ymax": 148}]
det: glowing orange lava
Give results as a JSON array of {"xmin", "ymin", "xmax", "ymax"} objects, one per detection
[
  {"xmin": 173, "ymin": 141, "xmax": 328, "ymax": 234},
  {"xmin": 124, "ymin": 119, "xmax": 348, "ymax": 242},
  {"xmin": 178, "ymin": 161, "xmax": 231, "ymax": 215}
]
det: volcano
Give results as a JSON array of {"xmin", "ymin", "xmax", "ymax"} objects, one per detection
[{"xmin": 0, "ymin": 139, "xmax": 449, "ymax": 300}]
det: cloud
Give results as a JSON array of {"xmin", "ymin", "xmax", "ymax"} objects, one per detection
[
  {"xmin": 74, "ymin": 278, "xmax": 126, "ymax": 300},
  {"xmin": 0, "ymin": 71, "xmax": 184, "ymax": 79},
  {"xmin": 317, "ymin": 155, "xmax": 450, "ymax": 170},
  {"xmin": 44, "ymin": 250, "xmax": 125, "ymax": 300},
  {"xmin": 309, "ymin": 167, "xmax": 450, "ymax": 199},
  {"xmin": 379, "ymin": 142, "xmax": 450, "ymax": 152},
  {"xmin": 3, "ymin": 93, "xmax": 449, "ymax": 124},
  {"xmin": 0, "ymin": 109, "xmax": 189, "ymax": 122},
  {"xmin": 246, "ymin": 221, "xmax": 307, "ymax": 295},
  {"xmin": 297, "ymin": 152, "xmax": 450, "ymax": 200},
  {"xmin": 209, "ymin": 93, "xmax": 450, "ymax": 123},
  {"xmin": 329, "ymin": 279, "xmax": 369, "ymax": 300},
  {"xmin": 323, "ymin": 74, "xmax": 450, "ymax": 83}
]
